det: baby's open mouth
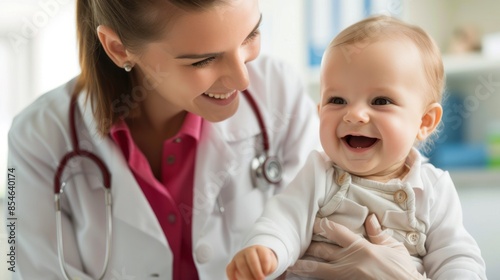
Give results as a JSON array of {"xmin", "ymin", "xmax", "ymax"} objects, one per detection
[{"xmin": 342, "ymin": 135, "xmax": 378, "ymax": 149}]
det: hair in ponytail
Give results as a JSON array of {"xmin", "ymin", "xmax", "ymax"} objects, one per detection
[{"xmin": 73, "ymin": 0, "xmax": 225, "ymax": 136}]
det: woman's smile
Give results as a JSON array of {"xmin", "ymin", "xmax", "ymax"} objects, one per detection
[
  {"xmin": 201, "ymin": 89, "xmax": 238, "ymax": 106},
  {"xmin": 203, "ymin": 90, "xmax": 237, "ymax": 99}
]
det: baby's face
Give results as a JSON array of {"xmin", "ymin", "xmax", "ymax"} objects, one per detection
[{"xmin": 318, "ymin": 39, "xmax": 431, "ymax": 182}]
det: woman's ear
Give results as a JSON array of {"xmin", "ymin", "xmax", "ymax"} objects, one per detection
[
  {"xmin": 417, "ymin": 103, "xmax": 443, "ymax": 141},
  {"xmin": 96, "ymin": 25, "xmax": 132, "ymax": 68}
]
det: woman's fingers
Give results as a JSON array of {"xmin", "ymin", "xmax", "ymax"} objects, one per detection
[
  {"xmin": 364, "ymin": 214, "xmax": 397, "ymax": 246},
  {"xmin": 364, "ymin": 213, "xmax": 383, "ymax": 237},
  {"xmin": 286, "ymin": 215, "xmax": 425, "ymax": 280},
  {"xmin": 305, "ymin": 241, "xmax": 340, "ymax": 261},
  {"xmin": 288, "ymin": 258, "xmax": 363, "ymax": 279},
  {"xmin": 313, "ymin": 217, "xmax": 361, "ymax": 248},
  {"xmin": 288, "ymin": 260, "xmax": 333, "ymax": 278}
]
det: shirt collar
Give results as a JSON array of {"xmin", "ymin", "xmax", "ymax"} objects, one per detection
[
  {"xmin": 339, "ymin": 148, "xmax": 426, "ymax": 190},
  {"xmin": 400, "ymin": 148, "xmax": 426, "ymax": 190},
  {"xmin": 182, "ymin": 112, "xmax": 203, "ymax": 142},
  {"xmin": 109, "ymin": 112, "xmax": 203, "ymax": 160}
]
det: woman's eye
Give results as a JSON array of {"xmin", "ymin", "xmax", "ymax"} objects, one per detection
[
  {"xmin": 243, "ymin": 29, "xmax": 260, "ymax": 45},
  {"xmin": 372, "ymin": 97, "xmax": 392, "ymax": 105},
  {"xmin": 327, "ymin": 97, "xmax": 346, "ymax": 105},
  {"xmin": 191, "ymin": 57, "xmax": 216, "ymax": 68}
]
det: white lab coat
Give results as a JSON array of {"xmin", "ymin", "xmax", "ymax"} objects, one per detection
[{"xmin": 7, "ymin": 56, "xmax": 320, "ymax": 280}]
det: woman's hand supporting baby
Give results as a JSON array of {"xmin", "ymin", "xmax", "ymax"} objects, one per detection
[
  {"xmin": 227, "ymin": 214, "xmax": 428, "ymax": 280},
  {"xmin": 288, "ymin": 214, "xmax": 428, "ymax": 280}
]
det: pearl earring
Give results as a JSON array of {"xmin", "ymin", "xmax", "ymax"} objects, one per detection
[{"xmin": 123, "ymin": 63, "xmax": 133, "ymax": 72}]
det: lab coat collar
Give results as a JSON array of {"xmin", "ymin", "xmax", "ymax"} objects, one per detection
[{"xmin": 209, "ymin": 91, "xmax": 262, "ymax": 141}]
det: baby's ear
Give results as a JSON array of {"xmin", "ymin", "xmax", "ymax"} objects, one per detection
[{"xmin": 417, "ymin": 103, "xmax": 443, "ymax": 141}]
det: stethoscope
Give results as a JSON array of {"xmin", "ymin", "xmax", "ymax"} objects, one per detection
[{"xmin": 54, "ymin": 89, "xmax": 282, "ymax": 279}]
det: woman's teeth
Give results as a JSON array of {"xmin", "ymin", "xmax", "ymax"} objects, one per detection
[{"xmin": 204, "ymin": 91, "xmax": 235, "ymax": 99}]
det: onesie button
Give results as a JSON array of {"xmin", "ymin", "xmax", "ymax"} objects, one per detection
[
  {"xmin": 394, "ymin": 190, "xmax": 407, "ymax": 203},
  {"xmin": 195, "ymin": 244, "xmax": 213, "ymax": 264},
  {"xmin": 407, "ymin": 232, "xmax": 419, "ymax": 245}
]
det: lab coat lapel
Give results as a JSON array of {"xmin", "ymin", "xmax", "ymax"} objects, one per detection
[
  {"xmin": 192, "ymin": 121, "xmax": 236, "ymax": 239},
  {"xmin": 77, "ymin": 94, "xmax": 168, "ymax": 247},
  {"xmin": 192, "ymin": 95, "xmax": 261, "ymax": 239}
]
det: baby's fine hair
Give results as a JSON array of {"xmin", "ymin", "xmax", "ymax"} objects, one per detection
[{"xmin": 328, "ymin": 15, "xmax": 444, "ymax": 105}]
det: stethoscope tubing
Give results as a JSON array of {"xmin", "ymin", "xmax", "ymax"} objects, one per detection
[
  {"xmin": 54, "ymin": 95, "xmax": 112, "ymax": 280},
  {"xmin": 54, "ymin": 97, "xmax": 111, "ymax": 194},
  {"xmin": 242, "ymin": 90, "xmax": 270, "ymax": 152}
]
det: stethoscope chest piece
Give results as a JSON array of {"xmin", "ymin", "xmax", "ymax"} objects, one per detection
[
  {"xmin": 251, "ymin": 154, "xmax": 283, "ymax": 190},
  {"xmin": 242, "ymin": 89, "xmax": 283, "ymax": 190}
]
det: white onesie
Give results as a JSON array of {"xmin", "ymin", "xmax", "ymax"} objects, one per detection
[{"xmin": 243, "ymin": 149, "xmax": 486, "ymax": 279}]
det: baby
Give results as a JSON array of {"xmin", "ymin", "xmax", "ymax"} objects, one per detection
[{"xmin": 227, "ymin": 16, "xmax": 486, "ymax": 280}]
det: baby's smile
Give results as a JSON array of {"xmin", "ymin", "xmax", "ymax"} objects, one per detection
[{"xmin": 342, "ymin": 135, "xmax": 379, "ymax": 149}]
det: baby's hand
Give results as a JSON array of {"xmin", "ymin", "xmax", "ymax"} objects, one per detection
[{"xmin": 226, "ymin": 245, "xmax": 278, "ymax": 280}]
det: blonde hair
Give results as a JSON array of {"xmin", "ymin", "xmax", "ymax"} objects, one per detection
[
  {"xmin": 328, "ymin": 15, "xmax": 444, "ymax": 105},
  {"xmin": 74, "ymin": 0, "xmax": 228, "ymax": 136}
]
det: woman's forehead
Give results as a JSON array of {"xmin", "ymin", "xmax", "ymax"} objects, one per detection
[{"xmin": 151, "ymin": 0, "xmax": 260, "ymax": 55}]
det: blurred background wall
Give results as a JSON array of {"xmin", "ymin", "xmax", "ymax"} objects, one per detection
[{"xmin": 1, "ymin": 0, "xmax": 499, "ymax": 279}]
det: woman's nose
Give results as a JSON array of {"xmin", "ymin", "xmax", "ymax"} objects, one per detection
[
  {"xmin": 221, "ymin": 52, "xmax": 250, "ymax": 91},
  {"xmin": 343, "ymin": 106, "xmax": 370, "ymax": 124}
]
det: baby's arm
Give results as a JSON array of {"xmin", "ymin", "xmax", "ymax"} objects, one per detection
[
  {"xmin": 423, "ymin": 171, "xmax": 486, "ymax": 279},
  {"xmin": 227, "ymin": 151, "xmax": 331, "ymax": 279},
  {"xmin": 226, "ymin": 245, "xmax": 278, "ymax": 280}
]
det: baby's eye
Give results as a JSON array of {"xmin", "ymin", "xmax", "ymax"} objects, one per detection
[
  {"xmin": 372, "ymin": 97, "xmax": 392, "ymax": 105},
  {"xmin": 327, "ymin": 97, "xmax": 346, "ymax": 105}
]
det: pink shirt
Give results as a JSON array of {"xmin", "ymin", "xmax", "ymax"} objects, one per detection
[{"xmin": 110, "ymin": 113, "xmax": 202, "ymax": 280}]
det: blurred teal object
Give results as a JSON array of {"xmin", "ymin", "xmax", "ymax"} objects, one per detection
[
  {"xmin": 427, "ymin": 143, "xmax": 488, "ymax": 169},
  {"xmin": 422, "ymin": 91, "xmax": 488, "ymax": 169},
  {"xmin": 439, "ymin": 93, "xmax": 465, "ymax": 144}
]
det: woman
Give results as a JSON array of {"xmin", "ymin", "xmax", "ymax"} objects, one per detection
[{"xmin": 8, "ymin": 0, "xmax": 423, "ymax": 279}]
